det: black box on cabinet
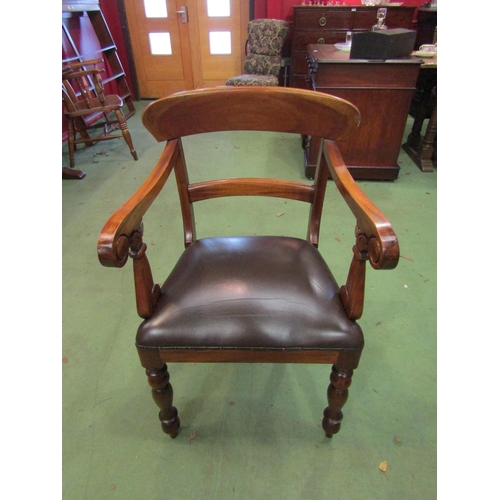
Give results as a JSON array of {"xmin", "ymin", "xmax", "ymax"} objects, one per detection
[{"xmin": 350, "ymin": 29, "xmax": 417, "ymax": 60}]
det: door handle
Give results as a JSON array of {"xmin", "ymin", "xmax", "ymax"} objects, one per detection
[{"xmin": 175, "ymin": 6, "xmax": 188, "ymax": 23}]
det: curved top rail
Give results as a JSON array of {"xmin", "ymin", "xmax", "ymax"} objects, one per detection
[{"xmin": 142, "ymin": 86, "xmax": 360, "ymax": 143}]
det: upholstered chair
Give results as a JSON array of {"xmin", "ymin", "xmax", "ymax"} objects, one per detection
[
  {"xmin": 226, "ymin": 19, "xmax": 289, "ymax": 86},
  {"xmin": 97, "ymin": 86, "xmax": 400, "ymax": 439}
]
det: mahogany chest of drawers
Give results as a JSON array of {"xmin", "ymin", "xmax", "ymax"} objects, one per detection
[{"xmin": 291, "ymin": 5, "xmax": 415, "ymax": 88}]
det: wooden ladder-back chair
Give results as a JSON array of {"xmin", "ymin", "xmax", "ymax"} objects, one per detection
[
  {"xmin": 97, "ymin": 86, "xmax": 399, "ymax": 439},
  {"xmin": 62, "ymin": 59, "xmax": 138, "ymax": 169}
]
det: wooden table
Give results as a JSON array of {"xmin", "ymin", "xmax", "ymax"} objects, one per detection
[
  {"xmin": 402, "ymin": 54, "xmax": 437, "ymax": 172},
  {"xmin": 305, "ymin": 44, "xmax": 422, "ymax": 180}
]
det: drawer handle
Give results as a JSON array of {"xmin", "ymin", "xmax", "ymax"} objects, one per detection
[
  {"xmin": 318, "ymin": 37, "xmax": 325, "ymax": 44},
  {"xmin": 319, "ymin": 16, "xmax": 327, "ymax": 27}
]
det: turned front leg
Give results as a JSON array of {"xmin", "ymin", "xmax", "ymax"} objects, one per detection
[
  {"xmin": 322, "ymin": 366, "xmax": 353, "ymax": 438},
  {"xmin": 146, "ymin": 364, "xmax": 180, "ymax": 438}
]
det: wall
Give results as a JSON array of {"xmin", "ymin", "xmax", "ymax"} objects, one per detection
[
  {"xmin": 254, "ymin": 0, "xmax": 267, "ymax": 18},
  {"xmin": 100, "ymin": 0, "xmax": 136, "ymax": 97}
]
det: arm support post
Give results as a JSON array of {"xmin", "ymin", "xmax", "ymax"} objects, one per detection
[
  {"xmin": 97, "ymin": 140, "xmax": 180, "ymax": 317},
  {"xmin": 323, "ymin": 139, "xmax": 399, "ymax": 319}
]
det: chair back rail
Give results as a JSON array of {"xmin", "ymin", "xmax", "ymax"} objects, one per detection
[
  {"xmin": 187, "ymin": 178, "xmax": 315, "ymax": 203},
  {"xmin": 62, "ymin": 65, "xmax": 105, "ymax": 111},
  {"xmin": 142, "ymin": 87, "xmax": 360, "ymax": 142},
  {"xmin": 140, "ymin": 86, "xmax": 362, "ymax": 248}
]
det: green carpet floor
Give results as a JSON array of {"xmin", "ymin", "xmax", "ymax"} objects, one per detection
[{"xmin": 62, "ymin": 100, "xmax": 436, "ymax": 499}]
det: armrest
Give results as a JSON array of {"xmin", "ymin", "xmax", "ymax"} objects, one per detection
[
  {"xmin": 63, "ymin": 59, "xmax": 105, "ymax": 80},
  {"xmin": 62, "ymin": 68, "xmax": 105, "ymax": 80},
  {"xmin": 323, "ymin": 139, "xmax": 399, "ymax": 271},
  {"xmin": 66, "ymin": 58, "xmax": 104, "ymax": 69},
  {"xmin": 322, "ymin": 139, "xmax": 399, "ymax": 320},
  {"xmin": 97, "ymin": 140, "xmax": 179, "ymax": 268}
]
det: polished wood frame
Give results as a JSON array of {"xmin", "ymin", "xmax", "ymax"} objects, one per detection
[{"xmin": 98, "ymin": 87, "xmax": 399, "ymax": 438}]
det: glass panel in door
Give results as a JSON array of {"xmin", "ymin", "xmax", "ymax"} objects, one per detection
[{"xmin": 124, "ymin": 0, "xmax": 194, "ymax": 97}]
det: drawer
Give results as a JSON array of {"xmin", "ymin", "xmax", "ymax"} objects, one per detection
[
  {"xmin": 292, "ymin": 30, "xmax": 347, "ymax": 52},
  {"xmin": 294, "ymin": 9, "xmax": 353, "ymax": 30},
  {"xmin": 352, "ymin": 10, "xmax": 380, "ymax": 30},
  {"xmin": 384, "ymin": 9, "xmax": 415, "ymax": 29},
  {"xmin": 311, "ymin": 62, "xmax": 421, "ymax": 89},
  {"xmin": 352, "ymin": 8, "xmax": 414, "ymax": 30}
]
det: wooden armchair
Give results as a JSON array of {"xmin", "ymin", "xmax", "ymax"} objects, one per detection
[
  {"xmin": 97, "ymin": 87, "xmax": 399, "ymax": 439},
  {"xmin": 62, "ymin": 59, "xmax": 138, "ymax": 169}
]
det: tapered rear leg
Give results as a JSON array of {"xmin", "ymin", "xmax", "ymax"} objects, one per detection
[
  {"xmin": 146, "ymin": 364, "xmax": 180, "ymax": 438},
  {"xmin": 116, "ymin": 109, "xmax": 138, "ymax": 161},
  {"xmin": 322, "ymin": 366, "xmax": 353, "ymax": 437}
]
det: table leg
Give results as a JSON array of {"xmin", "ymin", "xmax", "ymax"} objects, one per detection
[
  {"xmin": 419, "ymin": 89, "xmax": 437, "ymax": 172},
  {"xmin": 402, "ymin": 86, "xmax": 437, "ymax": 172}
]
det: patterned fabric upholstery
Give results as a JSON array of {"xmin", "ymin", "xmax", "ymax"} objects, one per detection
[
  {"xmin": 247, "ymin": 19, "xmax": 289, "ymax": 57},
  {"xmin": 244, "ymin": 54, "xmax": 282, "ymax": 76},
  {"xmin": 226, "ymin": 19, "xmax": 289, "ymax": 87},
  {"xmin": 226, "ymin": 74, "xmax": 278, "ymax": 86}
]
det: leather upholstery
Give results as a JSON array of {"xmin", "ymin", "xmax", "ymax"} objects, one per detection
[{"xmin": 136, "ymin": 236, "xmax": 363, "ymax": 351}]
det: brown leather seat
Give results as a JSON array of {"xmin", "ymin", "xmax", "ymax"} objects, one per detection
[
  {"xmin": 98, "ymin": 86, "xmax": 399, "ymax": 439},
  {"xmin": 137, "ymin": 236, "xmax": 363, "ymax": 350}
]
